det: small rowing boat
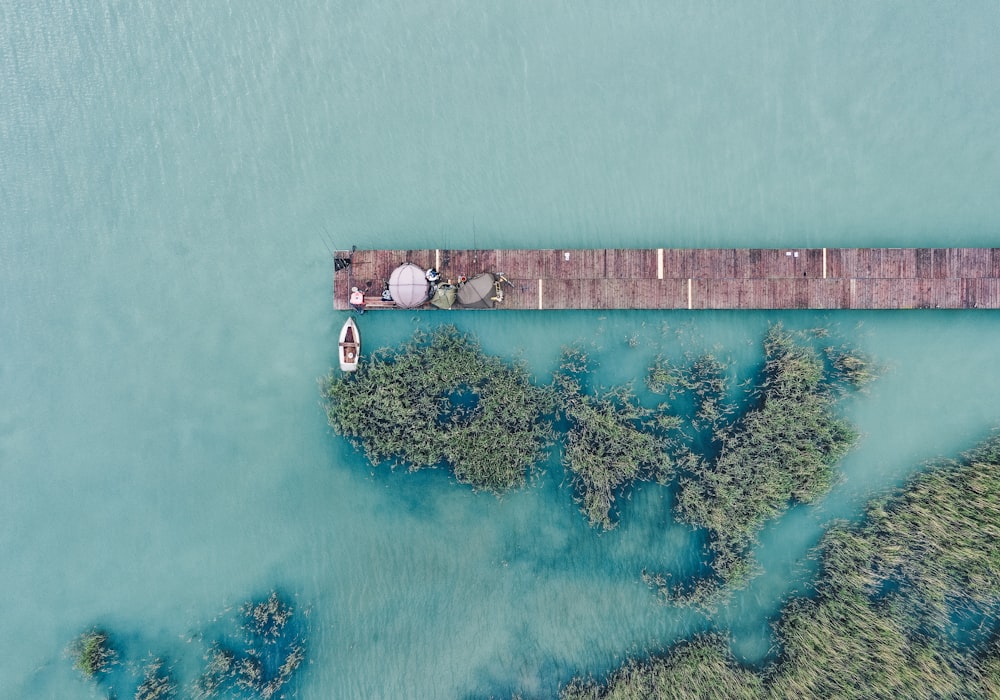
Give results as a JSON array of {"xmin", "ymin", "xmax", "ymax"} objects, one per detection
[{"xmin": 338, "ymin": 317, "xmax": 361, "ymax": 372}]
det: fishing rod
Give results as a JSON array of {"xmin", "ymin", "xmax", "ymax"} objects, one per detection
[{"xmin": 318, "ymin": 232, "xmax": 334, "ymax": 258}]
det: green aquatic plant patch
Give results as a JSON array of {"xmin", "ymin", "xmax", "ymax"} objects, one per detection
[
  {"xmin": 325, "ymin": 324, "xmax": 875, "ymax": 604},
  {"xmin": 561, "ymin": 433, "xmax": 1000, "ymax": 700},
  {"xmin": 665, "ymin": 325, "xmax": 861, "ymax": 602},
  {"xmin": 323, "ymin": 325, "xmax": 555, "ymax": 493},
  {"xmin": 69, "ymin": 590, "xmax": 305, "ymax": 700},
  {"xmin": 561, "ymin": 635, "xmax": 765, "ymax": 700},
  {"xmin": 135, "ymin": 658, "xmax": 176, "ymax": 700},
  {"xmin": 647, "ymin": 351, "xmax": 735, "ymax": 439},
  {"xmin": 553, "ymin": 346, "xmax": 674, "ymax": 530},
  {"xmin": 195, "ymin": 590, "xmax": 305, "ymax": 699},
  {"xmin": 68, "ymin": 629, "xmax": 117, "ymax": 679}
]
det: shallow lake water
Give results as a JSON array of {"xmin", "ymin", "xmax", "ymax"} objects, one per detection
[{"xmin": 3, "ymin": 2, "xmax": 1000, "ymax": 698}]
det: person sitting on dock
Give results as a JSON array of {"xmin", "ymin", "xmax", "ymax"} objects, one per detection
[{"xmin": 350, "ymin": 287, "xmax": 366, "ymax": 314}]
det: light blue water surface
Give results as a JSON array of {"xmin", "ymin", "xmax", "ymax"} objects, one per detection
[{"xmin": 3, "ymin": 2, "xmax": 1000, "ymax": 698}]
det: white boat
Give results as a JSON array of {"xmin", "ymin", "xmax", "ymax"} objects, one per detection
[{"xmin": 338, "ymin": 317, "xmax": 361, "ymax": 372}]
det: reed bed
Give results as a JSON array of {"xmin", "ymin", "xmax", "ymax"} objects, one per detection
[
  {"xmin": 561, "ymin": 635, "xmax": 765, "ymax": 700},
  {"xmin": 325, "ymin": 324, "xmax": 871, "ymax": 603},
  {"xmin": 135, "ymin": 658, "xmax": 176, "ymax": 700},
  {"xmin": 68, "ymin": 629, "xmax": 117, "ymax": 680},
  {"xmin": 664, "ymin": 326, "xmax": 861, "ymax": 602},
  {"xmin": 646, "ymin": 352, "xmax": 735, "ymax": 440},
  {"xmin": 69, "ymin": 590, "xmax": 306, "ymax": 700},
  {"xmin": 553, "ymin": 347, "xmax": 673, "ymax": 530},
  {"xmin": 322, "ymin": 325, "xmax": 554, "ymax": 493},
  {"xmin": 561, "ymin": 434, "xmax": 1000, "ymax": 699},
  {"xmin": 192, "ymin": 590, "xmax": 305, "ymax": 699}
]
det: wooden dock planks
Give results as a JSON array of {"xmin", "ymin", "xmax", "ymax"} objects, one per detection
[{"xmin": 333, "ymin": 247, "xmax": 1000, "ymax": 311}]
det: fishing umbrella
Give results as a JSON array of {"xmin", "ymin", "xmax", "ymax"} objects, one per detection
[
  {"xmin": 456, "ymin": 273, "xmax": 497, "ymax": 309},
  {"xmin": 388, "ymin": 263, "xmax": 430, "ymax": 308}
]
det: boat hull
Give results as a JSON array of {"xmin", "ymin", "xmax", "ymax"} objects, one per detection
[{"xmin": 338, "ymin": 317, "xmax": 361, "ymax": 371}]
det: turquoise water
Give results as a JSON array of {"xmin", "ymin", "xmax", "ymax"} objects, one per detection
[{"xmin": 3, "ymin": 1, "xmax": 1000, "ymax": 697}]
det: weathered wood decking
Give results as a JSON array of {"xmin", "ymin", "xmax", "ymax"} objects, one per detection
[{"xmin": 333, "ymin": 248, "xmax": 1000, "ymax": 311}]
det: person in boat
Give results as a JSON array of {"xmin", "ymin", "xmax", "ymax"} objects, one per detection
[{"xmin": 350, "ymin": 286, "xmax": 366, "ymax": 314}]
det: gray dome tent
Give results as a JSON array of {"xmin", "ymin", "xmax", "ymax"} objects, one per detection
[
  {"xmin": 388, "ymin": 263, "xmax": 430, "ymax": 308},
  {"xmin": 456, "ymin": 273, "xmax": 497, "ymax": 309}
]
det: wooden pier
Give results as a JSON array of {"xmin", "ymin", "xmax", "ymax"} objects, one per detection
[{"xmin": 333, "ymin": 248, "xmax": 1000, "ymax": 311}]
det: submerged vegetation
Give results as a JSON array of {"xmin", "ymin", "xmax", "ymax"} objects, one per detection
[
  {"xmin": 68, "ymin": 629, "xmax": 117, "ymax": 679},
  {"xmin": 666, "ymin": 326, "xmax": 861, "ymax": 600},
  {"xmin": 322, "ymin": 325, "xmax": 554, "ymax": 493},
  {"xmin": 325, "ymin": 323, "xmax": 876, "ymax": 600},
  {"xmin": 562, "ymin": 434, "xmax": 1000, "ymax": 699},
  {"xmin": 824, "ymin": 344, "xmax": 879, "ymax": 388},
  {"xmin": 241, "ymin": 591, "xmax": 293, "ymax": 644},
  {"xmin": 194, "ymin": 590, "xmax": 305, "ymax": 699},
  {"xmin": 553, "ymin": 347, "xmax": 673, "ymax": 530},
  {"xmin": 561, "ymin": 635, "xmax": 765, "ymax": 700},
  {"xmin": 135, "ymin": 658, "xmax": 176, "ymax": 700},
  {"xmin": 646, "ymin": 351, "xmax": 734, "ymax": 439},
  {"xmin": 70, "ymin": 590, "xmax": 305, "ymax": 700}
]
